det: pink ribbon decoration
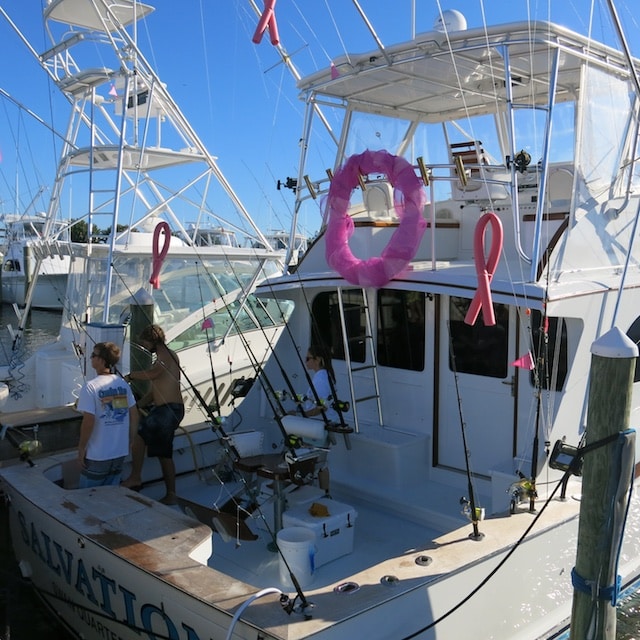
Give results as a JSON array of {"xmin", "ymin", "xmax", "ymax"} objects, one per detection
[
  {"xmin": 150, "ymin": 221, "xmax": 171, "ymax": 290},
  {"xmin": 252, "ymin": 0, "xmax": 279, "ymax": 45},
  {"xmin": 464, "ymin": 212, "xmax": 503, "ymax": 326},
  {"xmin": 325, "ymin": 150, "xmax": 427, "ymax": 288}
]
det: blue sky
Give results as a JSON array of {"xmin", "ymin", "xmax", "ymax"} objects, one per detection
[{"xmin": 1, "ymin": 1, "xmax": 639, "ymax": 238}]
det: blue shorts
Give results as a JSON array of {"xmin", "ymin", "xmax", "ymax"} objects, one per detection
[
  {"xmin": 80, "ymin": 456, "xmax": 126, "ymax": 488},
  {"xmin": 138, "ymin": 403, "xmax": 185, "ymax": 458}
]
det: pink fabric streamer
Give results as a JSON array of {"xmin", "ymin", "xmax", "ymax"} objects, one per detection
[
  {"xmin": 325, "ymin": 150, "xmax": 427, "ymax": 288},
  {"xmin": 149, "ymin": 221, "xmax": 171, "ymax": 290},
  {"xmin": 512, "ymin": 352, "xmax": 535, "ymax": 370},
  {"xmin": 464, "ymin": 212, "xmax": 503, "ymax": 326},
  {"xmin": 252, "ymin": 0, "xmax": 279, "ymax": 45}
]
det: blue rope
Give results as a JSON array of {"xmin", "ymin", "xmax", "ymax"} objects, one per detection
[{"xmin": 571, "ymin": 568, "xmax": 621, "ymax": 606}]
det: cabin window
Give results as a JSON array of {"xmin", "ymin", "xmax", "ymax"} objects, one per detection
[
  {"xmin": 311, "ymin": 290, "xmax": 366, "ymax": 363},
  {"xmin": 3, "ymin": 260, "xmax": 20, "ymax": 272},
  {"xmin": 311, "ymin": 289, "xmax": 425, "ymax": 370},
  {"xmin": 529, "ymin": 311, "xmax": 568, "ymax": 391},
  {"xmin": 448, "ymin": 297, "xmax": 509, "ymax": 378},
  {"xmin": 377, "ymin": 290, "xmax": 425, "ymax": 371}
]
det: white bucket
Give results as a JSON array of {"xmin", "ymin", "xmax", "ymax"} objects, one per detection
[{"xmin": 277, "ymin": 526, "xmax": 316, "ymax": 589}]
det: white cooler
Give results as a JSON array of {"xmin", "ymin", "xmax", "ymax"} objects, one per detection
[{"xmin": 282, "ymin": 498, "xmax": 357, "ymax": 567}]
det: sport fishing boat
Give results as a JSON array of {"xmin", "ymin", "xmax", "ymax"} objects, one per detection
[
  {"xmin": 2, "ymin": 4, "xmax": 640, "ymax": 640},
  {"xmin": 0, "ymin": 213, "xmax": 72, "ymax": 310},
  {"xmin": 0, "ymin": 0, "xmax": 288, "ymax": 435},
  {"xmin": 261, "ymin": 230, "xmax": 309, "ymax": 268}
]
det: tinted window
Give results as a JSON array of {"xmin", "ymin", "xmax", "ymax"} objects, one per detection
[
  {"xmin": 311, "ymin": 290, "xmax": 366, "ymax": 362},
  {"xmin": 377, "ymin": 290, "xmax": 425, "ymax": 371},
  {"xmin": 311, "ymin": 289, "xmax": 425, "ymax": 370},
  {"xmin": 449, "ymin": 297, "xmax": 508, "ymax": 378}
]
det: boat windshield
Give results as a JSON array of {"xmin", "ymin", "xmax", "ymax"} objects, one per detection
[{"xmin": 62, "ymin": 250, "xmax": 288, "ymax": 351}]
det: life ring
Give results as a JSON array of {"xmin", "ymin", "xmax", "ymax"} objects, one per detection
[{"xmin": 325, "ymin": 150, "xmax": 427, "ymax": 287}]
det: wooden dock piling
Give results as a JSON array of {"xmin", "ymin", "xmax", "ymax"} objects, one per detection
[{"xmin": 570, "ymin": 327, "xmax": 637, "ymax": 638}]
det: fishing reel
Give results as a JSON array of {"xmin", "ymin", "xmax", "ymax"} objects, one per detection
[
  {"xmin": 19, "ymin": 439, "xmax": 42, "ymax": 467},
  {"xmin": 460, "ymin": 497, "xmax": 485, "ymax": 522},
  {"xmin": 286, "ymin": 434, "xmax": 304, "ymax": 449},
  {"xmin": 331, "ymin": 398, "xmax": 350, "ymax": 413},
  {"xmin": 210, "ymin": 415, "xmax": 227, "ymax": 430},
  {"xmin": 512, "ymin": 149, "xmax": 531, "ymax": 173},
  {"xmin": 277, "ymin": 177, "xmax": 298, "ymax": 193},
  {"xmin": 507, "ymin": 472, "xmax": 537, "ymax": 514}
]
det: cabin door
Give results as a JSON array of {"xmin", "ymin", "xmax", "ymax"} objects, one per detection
[{"xmin": 436, "ymin": 296, "xmax": 517, "ymax": 476}]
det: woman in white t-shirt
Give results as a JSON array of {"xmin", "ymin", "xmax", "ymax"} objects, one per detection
[{"xmin": 76, "ymin": 342, "xmax": 138, "ymax": 488}]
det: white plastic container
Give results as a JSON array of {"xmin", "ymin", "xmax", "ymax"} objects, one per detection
[
  {"xmin": 277, "ymin": 527, "xmax": 316, "ymax": 589},
  {"xmin": 282, "ymin": 499, "xmax": 357, "ymax": 567}
]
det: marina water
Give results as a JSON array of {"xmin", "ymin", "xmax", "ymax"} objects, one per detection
[{"xmin": 0, "ymin": 304, "xmax": 638, "ymax": 639}]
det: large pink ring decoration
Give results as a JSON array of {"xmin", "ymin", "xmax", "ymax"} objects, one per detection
[
  {"xmin": 464, "ymin": 212, "xmax": 503, "ymax": 326},
  {"xmin": 150, "ymin": 221, "xmax": 171, "ymax": 290},
  {"xmin": 325, "ymin": 150, "xmax": 427, "ymax": 288}
]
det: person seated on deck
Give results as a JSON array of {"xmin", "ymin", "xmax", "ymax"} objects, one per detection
[{"xmin": 289, "ymin": 344, "xmax": 339, "ymax": 424}]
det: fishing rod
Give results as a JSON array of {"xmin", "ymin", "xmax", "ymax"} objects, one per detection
[
  {"xmin": 194, "ymin": 260, "xmax": 312, "ymax": 420},
  {"xmin": 210, "ymin": 246, "xmax": 350, "ymax": 442},
  {"xmin": 113, "ymin": 250, "xmax": 316, "ymax": 471},
  {"xmin": 446, "ymin": 321, "xmax": 483, "ymax": 540},
  {"xmin": 527, "ymin": 303, "xmax": 549, "ymax": 513},
  {"xmin": 189, "ymin": 260, "xmax": 316, "ymax": 610},
  {"xmin": 113, "ymin": 279, "xmax": 311, "ymax": 572},
  {"xmin": 284, "ymin": 267, "xmax": 353, "ymax": 436},
  {"xmin": 194, "ymin": 265, "xmax": 224, "ymax": 423},
  {"xmin": 189, "ymin": 259, "xmax": 307, "ymax": 458}
]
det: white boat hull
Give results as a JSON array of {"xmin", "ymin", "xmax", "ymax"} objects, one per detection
[
  {"xmin": 1, "ymin": 271, "xmax": 68, "ymax": 310},
  {"xmin": 3, "ymin": 441, "xmax": 639, "ymax": 640}
]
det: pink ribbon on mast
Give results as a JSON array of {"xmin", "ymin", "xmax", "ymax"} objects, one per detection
[
  {"xmin": 150, "ymin": 221, "xmax": 171, "ymax": 290},
  {"xmin": 464, "ymin": 212, "xmax": 503, "ymax": 326},
  {"xmin": 252, "ymin": 0, "xmax": 279, "ymax": 45}
]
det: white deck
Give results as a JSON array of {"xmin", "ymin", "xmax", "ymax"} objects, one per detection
[{"xmin": 0, "ymin": 447, "xmax": 594, "ymax": 639}]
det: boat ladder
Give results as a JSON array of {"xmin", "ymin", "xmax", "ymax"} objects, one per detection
[{"xmin": 336, "ymin": 287, "xmax": 383, "ymax": 431}]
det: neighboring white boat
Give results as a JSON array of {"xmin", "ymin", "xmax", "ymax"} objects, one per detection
[
  {"xmin": 4, "ymin": 5, "xmax": 640, "ymax": 640},
  {"xmin": 256, "ymin": 230, "xmax": 309, "ymax": 267},
  {"xmin": 0, "ymin": 213, "xmax": 72, "ymax": 310},
  {"xmin": 0, "ymin": 0, "xmax": 285, "ymax": 432}
]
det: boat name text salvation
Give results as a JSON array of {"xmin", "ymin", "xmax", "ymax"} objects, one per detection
[{"xmin": 17, "ymin": 509, "xmax": 212, "ymax": 640}]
